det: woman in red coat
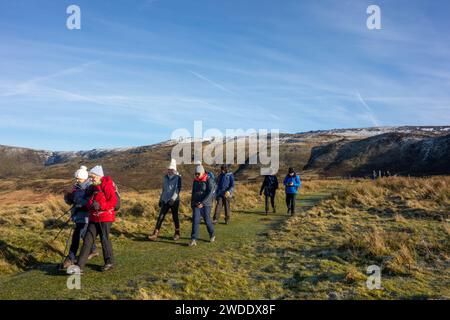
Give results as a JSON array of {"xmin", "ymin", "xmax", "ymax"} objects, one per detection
[{"xmin": 68, "ymin": 165, "xmax": 117, "ymax": 274}]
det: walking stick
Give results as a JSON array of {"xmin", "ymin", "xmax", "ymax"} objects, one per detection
[
  {"xmin": 54, "ymin": 206, "xmax": 73, "ymax": 222},
  {"xmin": 52, "ymin": 215, "xmax": 73, "ymax": 242},
  {"xmin": 58, "ymin": 223, "xmax": 75, "ymax": 269}
]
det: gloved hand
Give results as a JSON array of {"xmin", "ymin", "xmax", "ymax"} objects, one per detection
[
  {"xmin": 92, "ymin": 201, "xmax": 101, "ymax": 211},
  {"xmin": 168, "ymin": 199, "xmax": 175, "ymax": 206},
  {"xmin": 158, "ymin": 200, "xmax": 163, "ymax": 208}
]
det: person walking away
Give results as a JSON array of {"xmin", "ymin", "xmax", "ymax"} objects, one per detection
[
  {"xmin": 189, "ymin": 164, "xmax": 215, "ymax": 247},
  {"xmin": 213, "ymin": 165, "xmax": 235, "ymax": 225},
  {"xmin": 68, "ymin": 165, "xmax": 117, "ymax": 274},
  {"xmin": 148, "ymin": 159, "xmax": 182, "ymax": 241},
  {"xmin": 62, "ymin": 166, "xmax": 99, "ymax": 268},
  {"xmin": 260, "ymin": 172, "xmax": 278, "ymax": 214},
  {"xmin": 283, "ymin": 167, "xmax": 301, "ymax": 215}
]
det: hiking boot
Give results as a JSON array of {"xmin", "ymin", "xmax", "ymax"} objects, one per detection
[
  {"xmin": 102, "ymin": 264, "xmax": 115, "ymax": 272},
  {"xmin": 225, "ymin": 220, "xmax": 229, "ymax": 225},
  {"xmin": 173, "ymin": 229, "xmax": 180, "ymax": 241},
  {"xmin": 62, "ymin": 256, "xmax": 74, "ymax": 269},
  {"xmin": 210, "ymin": 235, "xmax": 216, "ymax": 243},
  {"xmin": 88, "ymin": 251, "xmax": 100, "ymax": 260},
  {"xmin": 66, "ymin": 265, "xmax": 83, "ymax": 275},
  {"xmin": 189, "ymin": 239, "xmax": 197, "ymax": 247},
  {"xmin": 212, "ymin": 219, "xmax": 218, "ymax": 225},
  {"xmin": 148, "ymin": 229, "xmax": 159, "ymax": 241}
]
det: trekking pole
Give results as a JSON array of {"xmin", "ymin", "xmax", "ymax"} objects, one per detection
[
  {"xmin": 95, "ymin": 210, "xmax": 108, "ymax": 252},
  {"xmin": 58, "ymin": 222, "xmax": 75, "ymax": 269},
  {"xmin": 54, "ymin": 206, "xmax": 73, "ymax": 222},
  {"xmin": 52, "ymin": 215, "xmax": 73, "ymax": 242}
]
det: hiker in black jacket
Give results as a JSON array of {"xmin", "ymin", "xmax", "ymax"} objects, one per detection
[
  {"xmin": 189, "ymin": 164, "xmax": 215, "ymax": 247},
  {"xmin": 260, "ymin": 173, "xmax": 279, "ymax": 214}
]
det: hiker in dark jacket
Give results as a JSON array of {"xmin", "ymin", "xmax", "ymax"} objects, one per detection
[
  {"xmin": 149, "ymin": 159, "xmax": 182, "ymax": 241},
  {"xmin": 260, "ymin": 172, "xmax": 279, "ymax": 214},
  {"xmin": 62, "ymin": 166, "xmax": 99, "ymax": 269},
  {"xmin": 213, "ymin": 165, "xmax": 235, "ymax": 225},
  {"xmin": 283, "ymin": 167, "xmax": 301, "ymax": 215},
  {"xmin": 68, "ymin": 165, "xmax": 117, "ymax": 274},
  {"xmin": 189, "ymin": 164, "xmax": 215, "ymax": 247}
]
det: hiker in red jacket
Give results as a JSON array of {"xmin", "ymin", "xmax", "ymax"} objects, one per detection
[{"xmin": 68, "ymin": 165, "xmax": 117, "ymax": 274}]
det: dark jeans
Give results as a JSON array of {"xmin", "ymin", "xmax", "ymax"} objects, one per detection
[
  {"xmin": 77, "ymin": 222, "xmax": 114, "ymax": 268},
  {"xmin": 213, "ymin": 196, "xmax": 231, "ymax": 222},
  {"xmin": 264, "ymin": 194, "xmax": 276, "ymax": 213},
  {"xmin": 155, "ymin": 200, "xmax": 180, "ymax": 230},
  {"xmin": 286, "ymin": 193, "xmax": 296, "ymax": 214},
  {"xmin": 191, "ymin": 206, "xmax": 215, "ymax": 240},
  {"xmin": 68, "ymin": 222, "xmax": 97, "ymax": 262}
]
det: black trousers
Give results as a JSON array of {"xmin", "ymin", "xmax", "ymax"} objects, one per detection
[
  {"xmin": 264, "ymin": 194, "xmax": 276, "ymax": 213},
  {"xmin": 77, "ymin": 222, "xmax": 114, "ymax": 268},
  {"xmin": 213, "ymin": 196, "xmax": 231, "ymax": 222},
  {"xmin": 68, "ymin": 222, "xmax": 96, "ymax": 261},
  {"xmin": 155, "ymin": 200, "xmax": 180, "ymax": 230},
  {"xmin": 286, "ymin": 193, "xmax": 296, "ymax": 214}
]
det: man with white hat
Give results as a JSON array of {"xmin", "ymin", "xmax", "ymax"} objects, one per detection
[{"xmin": 148, "ymin": 159, "xmax": 182, "ymax": 241}]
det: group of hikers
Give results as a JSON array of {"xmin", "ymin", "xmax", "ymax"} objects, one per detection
[{"xmin": 63, "ymin": 160, "xmax": 301, "ymax": 275}]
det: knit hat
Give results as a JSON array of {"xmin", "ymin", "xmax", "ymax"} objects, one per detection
[
  {"xmin": 89, "ymin": 165, "xmax": 104, "ymax": 177},
  {"xmin": 288, "ymin": 167, "xmax": 295, "ymax": 174},
  {"xmin": 195, "ymin": 164, "xmax": 205, "ymax": 175},
  {"xmin": 168, "ymin": 159, "xmax": 177, "ymax": 171},
  {"xmin": 74, "ymin": 165, "xmax": 88, "ymax": 180}
]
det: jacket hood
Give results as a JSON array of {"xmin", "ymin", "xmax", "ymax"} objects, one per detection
[{"xmin": 101, "ymin": 176, "xmax": 114, "ymax": 186}]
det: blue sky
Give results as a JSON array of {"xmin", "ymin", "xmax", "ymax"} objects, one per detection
[{"xmin": 1, "ymin": 0, "xmax": 449, "ymax": 150}]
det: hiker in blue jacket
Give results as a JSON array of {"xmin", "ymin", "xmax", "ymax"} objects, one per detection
[
  {"xmin": 213, "ymin": 165, "xmax": 235, "ymax": 225},
  {"xmin": 283, "ymin": 167, "xmax": 301, "ymax": 215},
  {"xmin": 260, "ymin": 172, "xmax": 279, "ymax": 214}
]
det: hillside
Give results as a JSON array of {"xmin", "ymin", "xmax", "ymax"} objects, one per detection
[
  {"xmin": 304, "ymin": 132, "xmax": 450, "ymax": 177},
  {"xmin": 1, "ymin": 126, "xmax": 449, "ymax": 192}
]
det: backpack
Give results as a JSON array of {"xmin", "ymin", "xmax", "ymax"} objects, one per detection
[
  {"xmin": 112, "ymin": 182, "xmax": 121, "ymax": 211},
  {"xmin": 206, "ymin": 171, "xmax": 216, "ymax": 196}
]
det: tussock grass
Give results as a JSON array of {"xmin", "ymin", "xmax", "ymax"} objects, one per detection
[
  {"xmin": 0, "ymin": 176, "xmax": 449, "ymax": 300},
  {"xmin": 261, "ymin": 176, "xmax": 450, "ymax": 299},
  {"xmin": 0, "ymin": 183, "xmax": 264, "ymax": 274}
]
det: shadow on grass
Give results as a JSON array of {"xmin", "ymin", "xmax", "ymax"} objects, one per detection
[{"xmin": 151, "ymin": 236, "xmax": 190, "ymax": 247}]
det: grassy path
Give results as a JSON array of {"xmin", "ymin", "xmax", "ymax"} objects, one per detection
[{"xmin": 0, "ymin": 191, "xmax": 330, "ymax": 300}]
